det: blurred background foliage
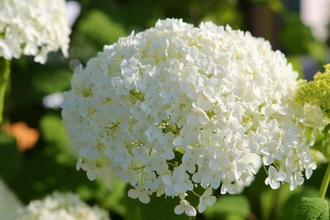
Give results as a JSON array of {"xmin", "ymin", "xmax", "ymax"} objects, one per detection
[{"xmin": 1, "ymin": 0, "xmax": 329, "ymax": 219}]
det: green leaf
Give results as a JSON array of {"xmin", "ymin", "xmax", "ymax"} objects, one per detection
[
  {"xmin": 0, "ymin": 132, "xmax": 22, "ymax": 181},
  {"xmin": 204, "ymin": 195, "xmax": 250, "ymax": 220},
  {"xmin": 279, "ymin": 185, "xmax": 319, "ymax": 220},
  {"xmin": 294, "ymin": 197, "xmax": 329, "ymax": 220}
]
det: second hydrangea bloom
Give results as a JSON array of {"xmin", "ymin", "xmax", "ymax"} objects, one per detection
[
  {"xmin": 0, "ymin": 0, "xmax": 70, "ymax": 63},
  {"xmin": 61, "ymin": 19, "xmax": 320, "ymax": 216},
  {"xmin": 16, "ymin": 191, "xmax": 110, "ymax": 220}
]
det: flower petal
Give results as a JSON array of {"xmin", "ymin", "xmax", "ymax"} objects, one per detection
[
  {"xmin": 174, "ymin": 205, "xmax": 184, "ymax": 215},
  {"xmin": 128, "ymin": 189, "xmax": 139, "ymax": 199}
]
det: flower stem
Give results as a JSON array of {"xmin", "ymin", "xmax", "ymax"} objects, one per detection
[
  {"xmin": 0, "ymin": 57, "xmax": 10, "ymax": 127},
  {"xmin": 318, "ymin": 162, "xmax": 330, "ymax": 198}
]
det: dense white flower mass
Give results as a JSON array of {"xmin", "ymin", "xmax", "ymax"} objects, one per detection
[
  {"xmin": 61, "ymin": 18, "xmax": 319, "ymax": 216},
  {"xmin": 16, "ymin": 191, "xmax": 110, "ymax": 220},
  {"xmin": 0, "ymin": 0, "xmax": 70, "ymax": 63}
]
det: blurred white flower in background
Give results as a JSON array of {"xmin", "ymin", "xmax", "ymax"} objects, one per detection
[
  {"xmin": 16, "ymin": 191, "xmax": 110, "ymax": 220},
  {"xmin": 65, "ymin": 1, "xmax": 81, "ymax": 28},
  {"xmin": 42, "ymin": 92, "xmax": 64, "ymax": 109},
  {"xmin": 0, "ymin": 178, "xmax": 109, "ymax": 220},
  {"xmin": 300, "ymin": 0, "xmax": 330, "ymax": 41},
  {"xmin": 61, "ymin": 18, "xmax": 320, "ymax": 216},
  {"xmin": 0, "ymin": 0, "xmax": 71, "ymax": 63}
]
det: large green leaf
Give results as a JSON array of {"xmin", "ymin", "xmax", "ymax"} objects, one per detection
[
  {"xmin": 279, "ymin": 185, "xmax": 319, "ymax": 220},
  {"xmin": 294, "ymin": 197, "xmax": 329, "ymax": 220}
]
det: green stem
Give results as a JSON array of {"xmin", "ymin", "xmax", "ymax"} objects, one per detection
[
  {"xmin": 0, "ymin": 57, "xmax": 10, "ymax": 126},
  {"xmin": 318, "ymin": 162, "xmax": 330, "ymax": 198}
]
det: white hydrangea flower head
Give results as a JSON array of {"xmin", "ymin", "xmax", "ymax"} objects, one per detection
[
  {"xmin": 16, "ymin": 191, "xmax": 110, "ymax": 220},
  {"xmin": 0, "ymin": 177, "xmax": 23, "ymax": 220},
  {"xmin": 61, "ymin": 18, "xmax": 317, "ymax": 216},
  {"xmin": 0, "ymin": 0, "xmax": 70, "ymax": 63}
]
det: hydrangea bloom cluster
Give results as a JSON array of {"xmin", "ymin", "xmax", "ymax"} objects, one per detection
[
  {"xmin": 61, "ymin": 19, "xmax": 319, "ymax": 216},
  {"xmin": 0, "ymin": 177, "xmax": 23, "ymax": 220},
  {"xmin": 0, "ymin": 0, "xmax": 70, "ymax": 63},
  {"xmin": 16, "ymin": 191, "xmax": 110, "ymax": 220}
]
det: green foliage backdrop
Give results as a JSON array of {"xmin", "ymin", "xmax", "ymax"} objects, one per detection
[{"xmin": 1, "ymin": 0, "xmax": 329, "ymax": 219}]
